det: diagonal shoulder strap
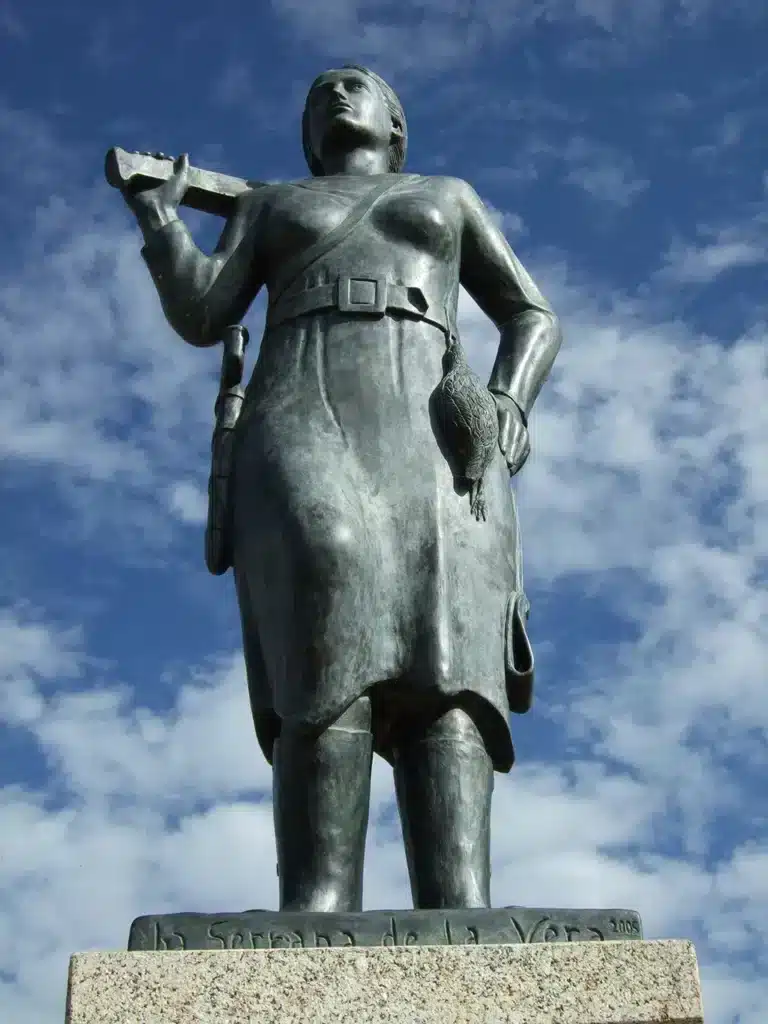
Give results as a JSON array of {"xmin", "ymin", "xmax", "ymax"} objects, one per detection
[{"xmin": 268, "ymin": 175, "xmax": 417, "ymax": 307}]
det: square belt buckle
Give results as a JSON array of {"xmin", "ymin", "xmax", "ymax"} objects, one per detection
[{"xmin": 337, "ymin": 275, "xmax": 388, "ymax": 316}]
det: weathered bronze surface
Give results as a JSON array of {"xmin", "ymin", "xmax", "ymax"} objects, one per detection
[{"xmin": 111, "ymin": 65, "xmax": 579, "ymax": 917}]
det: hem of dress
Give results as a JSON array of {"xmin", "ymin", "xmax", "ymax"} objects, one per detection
[{"xmin": 251, "ymin": 683, "xmax": 515, "ymax": 774}]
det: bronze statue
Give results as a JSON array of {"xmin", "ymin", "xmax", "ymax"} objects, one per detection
[{"xmin": 110, "ymin": 64, "xmax": 562, "ymax": 914}]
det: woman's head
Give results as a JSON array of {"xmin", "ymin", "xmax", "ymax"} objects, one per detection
[{"xmin": 302, "ymin": 65, "xmax": 407, "ymax": 176}]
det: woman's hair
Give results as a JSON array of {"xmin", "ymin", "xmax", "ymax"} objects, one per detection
[{"xmin": 302, "ymin": 64, "xmax": 408, "ymax": 176}]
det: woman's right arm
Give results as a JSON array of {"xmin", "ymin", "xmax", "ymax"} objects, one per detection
[{"xmin": 124, "ymin": 155, "xmax": 267, "ymax": 347}]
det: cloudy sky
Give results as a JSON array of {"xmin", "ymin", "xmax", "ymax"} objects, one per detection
[{"xmin": 1, "ymin": 2, "xmax": 766, "ymax": 1022}]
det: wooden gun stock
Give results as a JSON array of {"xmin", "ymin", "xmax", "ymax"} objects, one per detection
[{"xmin": 104, "ymin": 147, "xmax": 265, "ymax": 219}]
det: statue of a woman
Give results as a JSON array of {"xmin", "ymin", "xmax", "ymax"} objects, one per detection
[{"xmin": 120, "ymin": 65, "xmax": 561, "ymax": 913}]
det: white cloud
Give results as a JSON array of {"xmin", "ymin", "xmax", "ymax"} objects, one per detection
[
  {"xmin": 481, "ymin": 198, "xmax": 527, "ymax": 238},
  {"xmin": 167, "ymin": 480, "xmax": 209, "ymax": 524},
  {"xmin": 268, "ymin": 0, "xmax": 753, "ymax": 72},
  {"xmin": 564, "ymin": 162, "xmax": 648, "ymax": 206},
  {"xmin": 658, "ymin": 203, "xmax": 768, "ymax": 284},
  {"xmin": 477, "ymin": 135, "xmax": 648, "ymax": 209},
  {"xmin": 561, "ymin": 136, "xmax": 649, "ymax": 207},
  {"xmin": 660, "ymin": 237, "xmax": 767, "ymax": 284}
]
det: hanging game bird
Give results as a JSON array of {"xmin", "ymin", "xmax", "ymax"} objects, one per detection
[{"xmin": 431, "ymin": 335, "xmax": 500, "ymax": 522}]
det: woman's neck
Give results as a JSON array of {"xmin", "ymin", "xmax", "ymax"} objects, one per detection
[{"xmin": 319, "ymin": 146, "xmax": 389, "ymax": 176}]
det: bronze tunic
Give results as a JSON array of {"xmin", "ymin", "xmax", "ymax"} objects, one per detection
[{"xmin": 142, "ymin": 172, "xmax": 551, "ymax": 773}]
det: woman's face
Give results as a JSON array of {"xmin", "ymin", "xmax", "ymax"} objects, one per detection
[{"xmin": 306, "ymin": 69, "xmax": 392, "ymax": 165}]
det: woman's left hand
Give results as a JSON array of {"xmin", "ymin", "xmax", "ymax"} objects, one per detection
[{"xmin": 493, "ymin": 392, "xmax": 530, "ymax": 477}]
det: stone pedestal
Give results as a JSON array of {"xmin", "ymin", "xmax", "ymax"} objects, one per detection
[{"xmin": 66, "ymin": 938, "xmax": 704, "ymax": 1023}]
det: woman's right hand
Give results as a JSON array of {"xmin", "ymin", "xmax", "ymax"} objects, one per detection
[{"xmin": 121, "ymin": 153, "xmax": 190, "ymax": 236}]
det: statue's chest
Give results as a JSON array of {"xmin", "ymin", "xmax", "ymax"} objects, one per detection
[{"xmin": 263, "ymin": 179, "xmax": 458, "ymax": 265}]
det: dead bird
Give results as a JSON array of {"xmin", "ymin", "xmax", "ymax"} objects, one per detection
[{"xmin": 431, "ymin": 335, "xmax": 499, "ymax": 522}]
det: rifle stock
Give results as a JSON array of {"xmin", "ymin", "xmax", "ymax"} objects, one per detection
[{"xmin": 105, "ymin": 147, "xmax": 265, "ymax": 218}]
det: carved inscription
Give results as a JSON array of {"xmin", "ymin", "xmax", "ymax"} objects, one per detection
[
  {"xmin": 506, "ymin": 917, "xmax": 605, "ymax": 944},
  {"xmin": 314, "ymin": 930, "xmax": 355, "ymax": 948},
  {"xmin": 128, "ymin": 907, "xmax": 642, "ymax": 952},
  {"xmin": 609, "ymin": 917, "xmax": 641, "ymax": 936},
  {"xmin": 154, "ymin": 921, "xmax": 186, "ymax": 950},
  {"xmin": 381, "ymin": 917, "xmax": 418, "ymax": 946},
  {"xmin": 444, "ymin": 921, "xmax": 479, "ymax": 944},
  {"xmin": 206, "ymin": 923, "xmax": 355, "ymax": 949}
]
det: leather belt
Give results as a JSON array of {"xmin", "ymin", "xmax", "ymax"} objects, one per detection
[{"xmin": 266, "ymin": 274, "xmax": 450, "ymax": 336}]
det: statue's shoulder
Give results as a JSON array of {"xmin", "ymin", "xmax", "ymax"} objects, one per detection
[
  {"xmin": 225, "ymin": 180, "xmax": 284, "ymax": 224},
  {"xmin": 238, "ymin": 180, "xmax": 279, "ymax": 202},
  {"xmin": 414, "ymin": 174, "xmax": 474, "ymax": 203}
]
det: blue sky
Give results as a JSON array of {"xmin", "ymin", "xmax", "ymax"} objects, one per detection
[{"xmin": 1, "ymin": 2, "xmax": 766, "ymax": 1021}]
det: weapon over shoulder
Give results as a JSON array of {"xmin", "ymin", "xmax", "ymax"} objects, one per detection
[{"xmin": 104, "ymin": 147, "xmax": 265, "ymax": 218}]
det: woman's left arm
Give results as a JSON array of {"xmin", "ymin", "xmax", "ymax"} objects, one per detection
[{"xmin": 457, "ymin": 179, "xmax": 562, "ymax": 439}]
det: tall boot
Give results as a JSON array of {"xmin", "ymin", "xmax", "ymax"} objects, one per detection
[
  {"xmin": 393, "ymin": 705, "xmax": 494, "ymax": 909},
  {"xmin": 273, "ymin": 698, "xmax": 373, "ymax": 913}
]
